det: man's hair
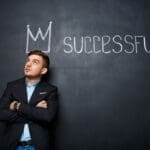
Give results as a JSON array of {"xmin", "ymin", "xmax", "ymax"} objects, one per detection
[
  {"xmin": 28, "ymin": 50, "xmax": 50, "ymax": 80},
  {"xmin": 28, "ymin": 50, "xmax": 50, "ymax": 69}
]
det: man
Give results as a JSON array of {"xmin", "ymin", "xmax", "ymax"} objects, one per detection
[{"xmin": 0, "ymin": 50, "xmax": 58, "ymax": 150}]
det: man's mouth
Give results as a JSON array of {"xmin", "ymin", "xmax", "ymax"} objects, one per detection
[{"xmin": 25, "ymin": 68, "xmax": 30, "ymax": 72}]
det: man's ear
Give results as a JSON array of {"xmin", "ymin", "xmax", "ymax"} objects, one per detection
[{"xmin": 41, "ymin": 68, "xmax": 48, "ymax": 75}]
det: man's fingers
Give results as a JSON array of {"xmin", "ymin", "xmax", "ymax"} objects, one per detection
[
  {"xmin": 36, "ymin": 100, "xmax": 48, "ymax": 108},
  {"xmin": 9, "ymin": 101, "xmax": 18, "ymax": 110},
  {"xmin": 40, "ymin": 100, "xmax": 47, "ymax": 104}
]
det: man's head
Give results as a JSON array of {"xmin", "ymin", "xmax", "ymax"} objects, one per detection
[{"xmin": 24, "ymin": 50, "xmax": 50, "ymax": 81}]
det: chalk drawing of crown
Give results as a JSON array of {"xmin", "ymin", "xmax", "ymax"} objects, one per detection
[{"xmin": 26, "ymin": 21, "xmax": 52, "ymax": 53}]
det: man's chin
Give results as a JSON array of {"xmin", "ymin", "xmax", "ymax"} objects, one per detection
[
  {"xmin": 24, "ymin": 74, "xmax": 31, "ymax": 77},
  {"xmin": 25, "ymin": 74, "xmax": 41, "ymax": 80},
  {"xmin": 25, "ymin": 74, "xmax": 34, "ymax": 79}
]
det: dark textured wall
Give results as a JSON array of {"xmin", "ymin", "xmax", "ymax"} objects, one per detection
[{"xmin": 0, "ymin": 0, "xmax": 150, "ymax": 149}]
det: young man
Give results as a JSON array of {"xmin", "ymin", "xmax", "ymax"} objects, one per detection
[{"xmin": 0, "ymin": 50, "xmax": 58, "ymax": 150}]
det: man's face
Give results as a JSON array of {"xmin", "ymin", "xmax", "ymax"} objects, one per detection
[{"xmin": 24, "ymin": 54, "xmax": 47, "ymax": 79}]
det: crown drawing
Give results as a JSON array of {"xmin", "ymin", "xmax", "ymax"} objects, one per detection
[{"xmin": 26, "ymin": 21, "xmax": 52, "ymax": 53}]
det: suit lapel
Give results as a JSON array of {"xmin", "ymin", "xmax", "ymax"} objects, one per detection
[
  {"xmin": 29, "ymin": 81, "xmax": 47, "ymax": 105},
  {"xmin": 22, "ymin": 84, "xmax": 28, "ymax": 103},
  {"xmin": 17, "ymin": 78, "xmax": 28, "ymax": 103}
]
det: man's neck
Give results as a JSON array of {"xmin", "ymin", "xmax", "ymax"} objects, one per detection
[{"xmin": 26, "ymin": 77, "xmax": 41, "ymax": 84}]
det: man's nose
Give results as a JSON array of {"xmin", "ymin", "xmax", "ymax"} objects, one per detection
[{"xmin": 26, "ymin": 61, "xmax": 31, "ymax": 67}]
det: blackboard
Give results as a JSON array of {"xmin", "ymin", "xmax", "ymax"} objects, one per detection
[{"xmin": 0, "ymin": 0, "xmax": 150, "ymax": 149}]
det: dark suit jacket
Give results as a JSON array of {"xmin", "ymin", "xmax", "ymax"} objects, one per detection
[{"xmin": 0, "ymin": 77, "xmax": 58, "ymax": 150}]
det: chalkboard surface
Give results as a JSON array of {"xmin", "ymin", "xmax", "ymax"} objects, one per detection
[{"xmin": 0, "ymin": 0, "xmax": 150, "ymax": 149}]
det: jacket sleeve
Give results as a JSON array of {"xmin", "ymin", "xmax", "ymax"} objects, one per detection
[
  {"xmin": 0, "ymin": 83, "xmax": 26, "ymax": 123},
  {"xmin": 18, "ymin": 87, "xmax": 58, "ymax": 123}
]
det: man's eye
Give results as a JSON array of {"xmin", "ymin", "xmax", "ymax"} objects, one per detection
[{"xmin": 33, "ymin": 60, "xmax": 39, "ymax": 64}]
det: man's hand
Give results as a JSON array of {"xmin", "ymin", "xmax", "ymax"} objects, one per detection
[
  {"xmin": 9, "ymin": 101, "xmax": 20, "ymax": 111},
  {"xmin": 36, "ymin": 100, "xmax": 47, "ymax": 109}
]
